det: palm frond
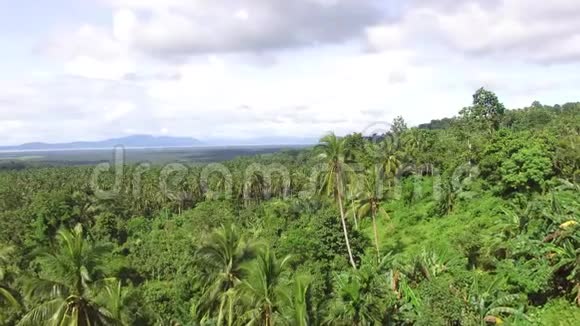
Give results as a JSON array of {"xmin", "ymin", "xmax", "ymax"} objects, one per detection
[
  {"xmin": 17, "ymin": 298, "xmax": 65, "ymax": 326},
  {"xmin": 0, "ymin": 286, "xmax": 19, "ymax": 307}
]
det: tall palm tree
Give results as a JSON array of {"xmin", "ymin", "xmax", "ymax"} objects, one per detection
[
  {"xmin": 196, "ymin": 224, "xmax": 257, "ymax": 325},
  {"xmin": 0, "ymin": 244, "xmax": 19, "ymax": 307},
  {"xmin": 316, "ymin": 133, "xmax": 357, "ymax": 269},
  {"xmin": 239, "ymin": 249, "xmax": 291, "ymax": 326},
  {"xmin": 356, "ymin": 167, "xmax": 389, "ymax": 260},
  {"xmin": 19, "ymin": 224, "xmax": 119, "ymax": 326}
]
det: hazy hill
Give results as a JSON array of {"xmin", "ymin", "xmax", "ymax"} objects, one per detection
[{"xmin": 0, "ymin": 135, "xmax": 202, "ymax": 151}]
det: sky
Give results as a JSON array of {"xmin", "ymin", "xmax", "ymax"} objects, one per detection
[{"xmin": 1, "ymin": 0, "xmax": 580, "ymax": 145}]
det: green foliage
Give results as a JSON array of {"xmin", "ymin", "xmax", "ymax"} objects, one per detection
[
  {"xmin": 324, "ymin": 260, "xmax": 394, "ymax": 325},
  {"xmin": 414, "ymin": 274, "xmax": 468, "ymax": 325},
  {"xmin": 499, "ymin": 144, "xmax": 553, "ymax": 192},
  {"xmin": 460, "ymin": 87, "xmax": 506, "ymax": 132},
  {"xmin": 316, "ymin": 132, "xmax": 359, "ymax": 269},
  {"xmin": 481, "ymin": 130, "xmax": 554, "ymax": 193},
  {"xmin": 239, "ymin": 249, "xmax": 291, "ymax": 325},
  {"xmin": 0, "ymin": 90, "xmax": 578, "ymax": 325},
  {"xmin": 531, "ymin": 299, "xmax": 580, "ymax": 325},
  {"xmin": 0, "ymin": 244, "xmax": 20, "ymax": 309},
  {"xmin": 19, "ymin": 225, "xmax": 121, "ymax": 325}
]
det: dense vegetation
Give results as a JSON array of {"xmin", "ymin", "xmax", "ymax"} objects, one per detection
[{"xmin": 0, "ymin": 89, "xmax": 578, "ymax": 325}]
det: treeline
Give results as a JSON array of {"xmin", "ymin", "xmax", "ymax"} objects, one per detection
[{"xmin": 0, "ymin": 88, "xmax": 578, "ymax": 325}]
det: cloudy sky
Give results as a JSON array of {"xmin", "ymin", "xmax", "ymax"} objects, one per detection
[{"xmin": 1, "ymin": 0, "xmax": 580, "ymax": 145}]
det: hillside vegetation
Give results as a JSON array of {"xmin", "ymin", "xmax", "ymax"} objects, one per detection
[{"xmin": 0, "ymin": 89, "xmax": 578, "ymax": 325}]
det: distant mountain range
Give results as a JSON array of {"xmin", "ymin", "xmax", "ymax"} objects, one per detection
[
  {"xmin": 0, "ymin": 135, "xmax": 318, "ymax": 151},
  {"xmin": 0, "ymin": 135, "xmax": 202, "ymax": 151}
]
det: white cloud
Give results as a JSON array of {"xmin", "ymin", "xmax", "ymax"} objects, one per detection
[
  {"xmin": 64, "ymin": 55, "xmax": 136, "ymax": 80},
  {"xmin": 94, "ymin": 0, "xmax": 385, "ymax": 57},
  {"xmin": 365, "ymin": 25, "xmax": 405, "ymax": 52},
  {"xmin": 234, "ymin": 9, "xmax": 249, "ymax": 21},
  {"xmin": 367, "ymin": 0, "xmax": 580, "ymax": 64},
  {"xmin": 1, "ymin": 0, "xmax": 580, "ymax": 145},
  {"xmin": 44, "ymin": 24, "xmax": 122, "ymax": 60},
  {"xmin": 104, "ymin": 101, "xmax": 136, "ymax": 121},
  {"xmin": 113, "ymin": 9, "xmax": 138, "ymax": 42}
]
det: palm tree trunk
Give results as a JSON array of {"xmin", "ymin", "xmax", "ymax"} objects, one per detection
[
  {"xmin": 371, "ymin": 203, "xmax": 380, "ymax": 260},
  {"xmin": 265, "ymin": 305, "xmax": 272, "ymax": 326},
  {"xmin": 336, "ymin": 173, "xmax": 357, "ymax": 269},
  {"xmin": 351, "ymin": 198, "xmax": 359, "ymax": 230}
]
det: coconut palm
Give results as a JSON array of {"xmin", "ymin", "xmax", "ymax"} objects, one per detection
[
  {"xmin": 400, "ymin": 129, "xmax": 420, "ymax": 164},
  {"xmin": 243, "ymin": 169, "xmax": 265, "ymax": 206},
  {"xmin": 239, "ymin": 249, "xmax": 291, "ymax": 326},
  {"xmin": 99, "ymin": 279, "xmax": 137, "ymax": 325},
  {"xmin": 195, "ymin": 224, "xmax": 258, "ymax": 325},
  {"xmin": 324, "ymin": 265, "xmax": 390, "ymax": 325},
  {"xmin": 316, "ymin": 133, "xmax": 357, "ymax": 269},
  {"xmin": 368, "ymin": 137, "xmax": 401, "ymax": 182},
  {"xmin": 203, "ymin": 170, "xmax": 233, "ymax": 201},
  {"xmin": 283, "ymin": 274, "xmax": 311, "ymax": 326},
  {"xmin": 290, "ymin": 168, "xmax": 309, "ymax": 197},
  {"xmin": 18, "ymin": 224, "xmax": 119, "ymax": 326},
  {"xmin": 356, "ymin": 167, "xmax": 388, "ymax": 260},
  {"xmin": 0, "ymin": 244, "xmax": 19, "ymax": 307}
]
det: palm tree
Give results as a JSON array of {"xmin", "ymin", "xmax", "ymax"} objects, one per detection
[
  {"xmin": 283, "ymin": 274, "xmax": 311, "ymax": 326},
  {"xmin": 19, "ymin": 224, "xmax": 119, "ymax": 326},
  {"xmin": 368, "ymin": 137, "xmax": 401, "ymax": 183},
  {"xmin": 99, "ymin": 279, "xmax": 135, "ymax": 325},
  {"xmin": 202, "ymin": 168, "xmax": 233, "ymax": 201},
  {"xmin": 196, "ymin": 224, "xmax": 257, "ymax": 325},
  {"xmin": 356, "ymin": 167, "xmax": 388, "ymax": 260},
  {"xmin": 316, "ymin": 133, "xmax": 357, "ymax": 269},
  {"xmin": 400, "ymin": 129, "xmax": 417, "ymax": 164},
  {"xmin": 0, "ymin": 244, "xmax": 19, "ymax": 307},
  {"xmin": 244, "ymin": 169, "xmax": 265, "ymax": 206},
  {"xmin": 239, "ymin": 249, "xmax": 291, "ymax": 326},
  {"xmin": 324, "ymin": 266, "xmax": 390, "ymax": 325}
]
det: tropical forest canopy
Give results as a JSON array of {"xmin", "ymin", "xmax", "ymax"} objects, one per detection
[{"xmin": 0, "ymin": 89, "xmax": 579, "ymax": 325}]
